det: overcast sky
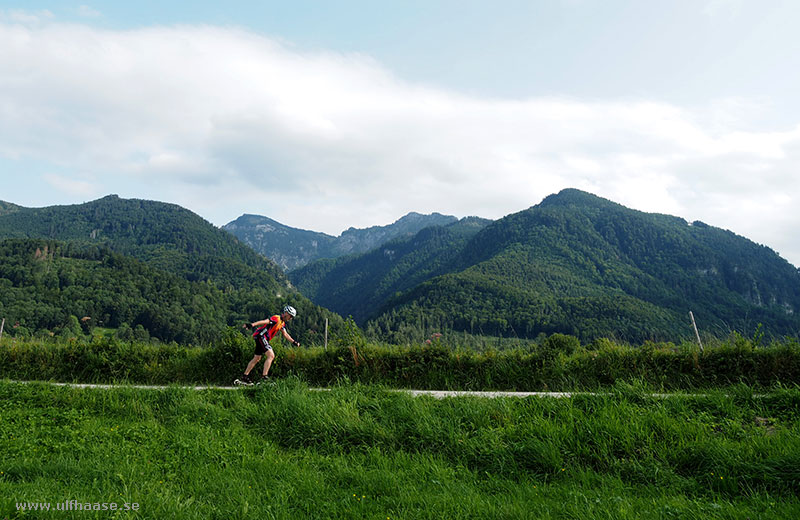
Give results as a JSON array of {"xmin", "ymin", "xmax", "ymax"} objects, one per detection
[{"xmin": 1, "ymin": 1, "xmax": 799, "ymax": 266}]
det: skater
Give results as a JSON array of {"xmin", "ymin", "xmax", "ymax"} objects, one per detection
[{"xmin": 235, "ymin": 305, "xmax": 301, "ymax": 386}]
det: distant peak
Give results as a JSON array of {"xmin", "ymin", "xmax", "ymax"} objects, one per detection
[
  {"xmin": 395, "ymin": 211, "xmax": 451, "ymax": 223},
  {"xmin": 539, "ymin": 189, "xmax": 615, "ymax": 208},
  {"xmin": 232, "ymin": 214, "xmax": 281, "ymax": 223},
  {"xmin": 0, "ymin": 200, "xmax": 23, "ymax": 216}
]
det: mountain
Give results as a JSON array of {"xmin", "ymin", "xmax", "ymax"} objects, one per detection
[
  {"xmin": 0, "ymin": 195, "xmax": 285, "ymax": 290},
  {"xmin": 293, "ymin": 189, "xmax": 800, "ymax": 343},
  {"xmin": 0, "ymin": 200, "xmax": 21, "ymax": 216},
  {"xmin": 290, "ymin": 217, "xmax": 492, "ymax": 322},
  {"xmin": 6, "ymin": 191, "xmax": 799, "ymax": 345},
  {"xmin": 223, "ymin": 211, "xmax": 459, "ymax": 271},
  {"xmin": 222, "ymin": 215, "xmax": 337, "ymax": 272},
  {"xmin": 0, "ymin": 196, "xmax": 343, "ymax": 342}
]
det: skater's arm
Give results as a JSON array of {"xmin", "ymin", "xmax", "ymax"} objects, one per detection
[
  {"xmin": 282, "ymin": 328, "xmax": 300, "ymax": 346},
  {"xmin": 250, "ymin": 318, "xmax": 272, "ymax": 328}
]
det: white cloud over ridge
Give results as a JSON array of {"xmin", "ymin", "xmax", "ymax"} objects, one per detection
[{"xmin": 1, "ymin": 17, "xmax": 799, "ymax": 266}]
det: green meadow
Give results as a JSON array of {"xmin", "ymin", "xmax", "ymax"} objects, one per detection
[{"xmin": 1, "ymin": 379, "xmax": 799, "ymax": 519}]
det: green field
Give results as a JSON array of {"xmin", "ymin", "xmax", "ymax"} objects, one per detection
[{"xmin": 1, "ymin": 379, "xmax": 799, "ymax": 519}]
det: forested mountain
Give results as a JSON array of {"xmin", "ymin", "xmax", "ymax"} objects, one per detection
[
  {"xmin": 294, "ymin": 189, "xmax": 800, "ymax": 343},
  {"xmin": 0, "ymin": 200, "xmax": 21, "ymax": 216},
  {"xmin": 290, "ymin": 217, "xmax": 492, "ymax": 322},
  {"xmin": 4, "ymin": 191, "xmax": 799, "ymax": 345},
  {"xmin": 0, "ymin": 196, "xmax": 343, "ymax": 342},
  {"xmin": 0, "ymin": 239, "xmax": 338, "ymax": 344},
  {"xmin": 0, "ymin": 195, "xmax": 285, "ymax": 291},
  {"xmin": 223, "ymin": 211, "xmax": 458, "ymax": 271}
]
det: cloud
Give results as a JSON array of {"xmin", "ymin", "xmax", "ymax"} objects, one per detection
[
  {"xmin": 0, "ymin": 8, "xmax": 54, "ymax": 24},
  {"xmin": 43, "ymin": 173, "xmax": 99, "ymax": 198},
  {"xmin": 703, "ymin": 0, "xmax": 744, "ymax": 18},
  {"xmin": 76, "ymin": 5, "xmax": 102, "ymax": 19},
  {"xmin": 1, "ymin": 16, "xmax": 799, "ymax": 265}
]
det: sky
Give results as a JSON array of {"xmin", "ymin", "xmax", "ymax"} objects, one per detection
[{"xmin": 1, "ymin": 1, "xmax": 799, "ymax": 266}]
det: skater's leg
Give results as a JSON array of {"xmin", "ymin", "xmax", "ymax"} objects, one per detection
[
  {"xmin": 244, "ymin": 354, "xmax": 262, "ymax": 376},
  {"xmin": 262, "ymin": 349, "xmax": 275, "ymax": 377}
]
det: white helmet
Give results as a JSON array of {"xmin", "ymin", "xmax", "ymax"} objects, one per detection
[{"xmin": 283, "ymin": 305, "xmax": 297, "ymax": 317}]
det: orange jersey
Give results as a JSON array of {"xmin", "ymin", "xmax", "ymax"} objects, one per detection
[{"xmin": 252, "ymin": 315, "xmax": 286, "ymax": 341}]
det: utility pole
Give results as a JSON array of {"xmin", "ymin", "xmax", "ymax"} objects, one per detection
[{"xmin": 689, "ymin": 311, "xmax": 703, "ymax": 353}]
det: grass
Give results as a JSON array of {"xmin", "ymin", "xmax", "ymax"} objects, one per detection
[{"xmin": 1, "ymin": 379, "xmax": 799, "ymax": 519}]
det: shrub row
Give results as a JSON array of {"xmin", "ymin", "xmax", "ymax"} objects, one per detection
[{"xmin": 1, "ymin": 329, "xmax": 799, "ymax": 390}]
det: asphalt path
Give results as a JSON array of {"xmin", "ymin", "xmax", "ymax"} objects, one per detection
[{"xmin": 5, "ymin": 380, "xmax": 718, "ymax": 399}]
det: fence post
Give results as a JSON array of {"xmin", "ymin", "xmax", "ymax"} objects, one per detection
[
  {"xmin": 324, "ymin": 318, "xmax": 328, "ymax": 350},
  {"xmin": 689, "ymin": 311, "xmax": 703, "ymax": 353},
  {"xmin": 0, "ymin": 318, "xmax": 5, "ymax": 344}
]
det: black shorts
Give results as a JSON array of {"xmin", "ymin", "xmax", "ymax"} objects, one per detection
[{"xmin": 254, "ymin": 334, "xmax": 273, "ymax": 355}]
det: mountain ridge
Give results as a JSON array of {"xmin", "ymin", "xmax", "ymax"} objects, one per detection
[
  {"xmin": 223, "ymin": 211, "xmax": 459, "ymax": 271},
  {"xmin": 3, "ymin": 190, "xmax": 799, "ymax": 344},
  {"xmin": 289, "ymin": 216, "xmax": 493, "ymax": 322},
  {"xmin": 292, "ymin": 189, "xmax": 800, "ymax": 342},
  {"xmin": 0, "ymin": 200, "xmax": 22, "ymax": 216}
]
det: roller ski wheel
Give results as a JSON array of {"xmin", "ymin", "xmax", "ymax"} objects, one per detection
[{"xmin": 233, "ymin": 375, "xmax": 254, "ymax": 386}]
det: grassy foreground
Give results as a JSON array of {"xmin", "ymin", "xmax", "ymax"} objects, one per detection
[{"xmin": 1, "ymin": 379, "xmax": 799, "ymax": 519}]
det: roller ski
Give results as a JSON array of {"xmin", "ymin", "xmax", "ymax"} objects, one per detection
[
  {"xmin": 233, "ymin": 374, "xmax": 254, "ymax": 386},
  {"xmin": 233, "ymin": 374, "xmax": 273, "ymax": 387}
]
